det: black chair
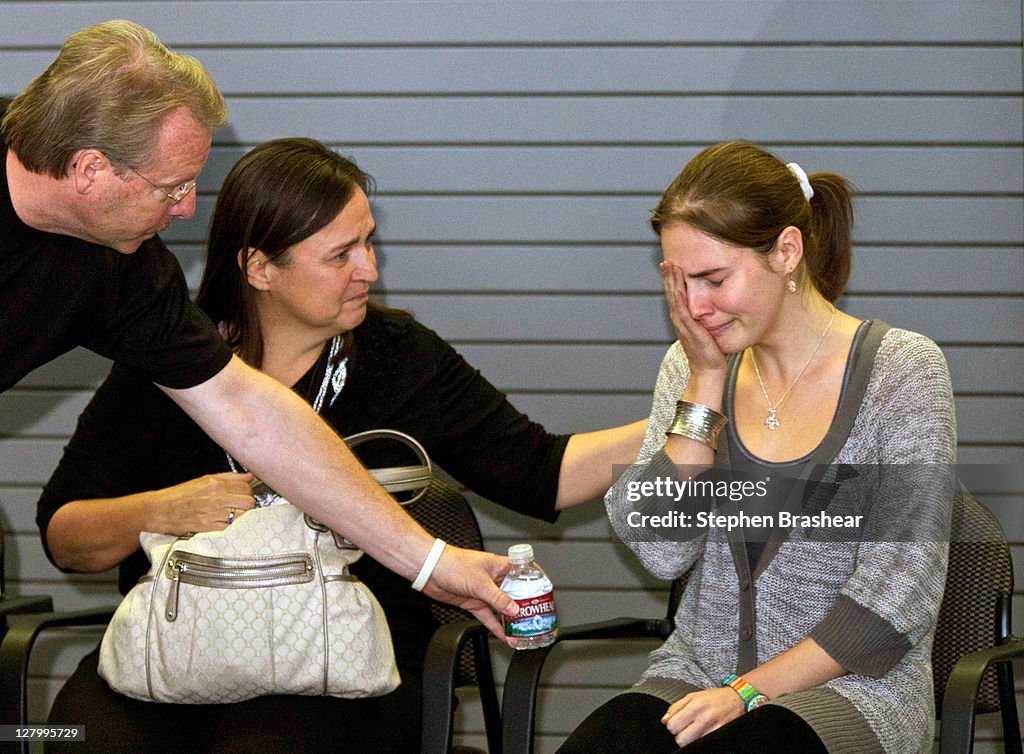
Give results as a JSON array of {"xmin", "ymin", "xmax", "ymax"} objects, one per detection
[
  {"xmin": 0, "ymin": 520, "xmax": 57, "ymax": 754},
  {"xmin": 413, "ymin": 478, "xmax": 502, "ymax": 754},
  {"xmin": 0, "ymin": 477, "xmax": 500, "ymax": 754},
  {"xmin": 501, "ymin": 488, "xmax": 1022, "ymax": 754},
  {"xmin": 0, "ymin": 606, "xmax": 115, "ymax": 754},
  {"xmin": 0, "ymin": 520, "xmax": 54, "ymax": 639},
  {"xmin": 936, "ymin": 488, "xmax": 1023, "ymax": 754}
]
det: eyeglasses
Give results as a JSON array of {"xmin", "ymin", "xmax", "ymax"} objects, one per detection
[{"xmin": 127, "ymin": 167, "xmax": 196, "ymax": 204}]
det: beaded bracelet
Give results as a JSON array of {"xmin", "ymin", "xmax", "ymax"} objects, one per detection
[
  {"xmin": 722, "ymin": 673, "xmax": 769, "ymax": 712},
  {"xmin": 665, "ymin": 401, "xmax": 728, "ymax": 450}
]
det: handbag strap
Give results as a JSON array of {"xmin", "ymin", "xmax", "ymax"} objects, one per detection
[
  {"xmin": 344, "ymin": 429, "xmax": 432, "ymax": 507},
  {"xmin": 305, "ymin": 428, "xmax": 433, "ymax": 545}
]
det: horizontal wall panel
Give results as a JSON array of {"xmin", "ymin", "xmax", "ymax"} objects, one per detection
[
  {"xmin": 379, "ymin": 293, "xmax": 1021, "ymax": 345},
  {"xmin": 486, "ymin": 540, "xmax": 662, "ymax": 590},
  {"xmin": 0, "ymin": 439, "xmax": 63, "ymax": 485},
  {"xmin": 957, "ymin": 451, "xmax": 1024, "ymax": 495},
  {"xmin": 943, "ymin": 347, "xmax": 1024, "ymax": 394},
  {"xmin": 841, "ymin": 297, "xmax": 1024, "ymax": 345},
  {"xmin": 8, "ymin": 46, "xmax": 1019, "ymax": 95},
  {"xmin": 457, "ymin": 344, "xmax": 1022, "ymax": 395},
  {"xmin": 980, "ymin": 497, "xmax": 1024, "ymax": 541},
  {"xmin": 163, "ymin": 195, "xmax": 1024, "ymax": 245},
  {"xmin": 858, "ymin": 197, "xmax": 1023, "ymax": 245},
  {"xmin": 376, "ymin": 293, "xmax": 671, "ymax": 342},
  {"xmin": 955, "ymin": 398, "xmax": 1024, "ymax": 444},
  {"xmin": 392, "ymin": 245, "xmax": 1019, "ymax": 295},
  {"xmin": 0, "ymin": 486, "xmax": 44, "ymax": 532},
  {"xmin": 457, "ymin": 344, "xmax": 666, "ymax": 392},
  {"xmin": 530, "ymin": 589, "xmax": 670, "ymax": 627},
  {"xmin": 169, "ymin": 46, "xmax": 1024, "ymax": 95},
  {"xmin": 7, "ymin": 350, "xmax": 113, "ymax": 390},
  {"xmin": 848, "ymin": 249, "xmax": 1024, "ymax": 295},
  {"xmin": 3, "ymin": 1, "xmax": 1018, "ymax": 46},
  {"xmin": 371, "ymin": 246, "xmax": 663, "ymax": 295},
  {"xmin": 5, "ymin": 581, "xmax": 119, "ymax": 614},
  {"xmin": 502, "ymin": 393, "xmax": 1024, "ymax": 444},
  {"xmin": 171, "ymin": 244, "xmax": 1024, "ymax": 298},
  {"xmin": 190, "ymin": 145, "xmax": 1024, "ymax": 195},
  {"xmin": 473, "ymin": 495, "xmax": 615, "ymax": 541},
  {"xmin": 8, "ymin": 533, "xmax": 117, "ymax": 585},
  {"xmin": 0, "ymin": 391, "xmax": 91, "ymax": 437},
  {"xmin": 216, "ymin": 96, "xmax": 1023, "ymax": 145}
]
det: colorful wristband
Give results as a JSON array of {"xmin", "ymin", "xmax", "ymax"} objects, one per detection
[
  {"xmin": 722, "ymin": 673, "xmax": 769, "ymax": 712},
  {"xmin": 411, "ymin": 538, "xmax": 446, "ymax": 592}
]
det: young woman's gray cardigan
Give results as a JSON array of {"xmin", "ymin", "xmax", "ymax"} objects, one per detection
[{"xmin": 605, "ymin": 322, "xmax": 956, "ymax": 754}]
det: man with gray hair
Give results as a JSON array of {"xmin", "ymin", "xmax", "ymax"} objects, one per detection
[{"xmin": 1, "ymin": 20, "xmax": 515, "ymax": 631}]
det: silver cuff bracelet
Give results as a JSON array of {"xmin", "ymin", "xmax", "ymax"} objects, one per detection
[{"xmin": 665, "ymin": 400, "xmax": 728, "ymax": 450}]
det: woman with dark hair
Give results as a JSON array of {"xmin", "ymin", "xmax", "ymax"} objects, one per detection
[
  {"xmin": 36, "ymin": 137, "xmax": 644, "ymax": 753},
  {"xmin": 557, "ymin": 141, "xmax": 955, "ymax": 754}
]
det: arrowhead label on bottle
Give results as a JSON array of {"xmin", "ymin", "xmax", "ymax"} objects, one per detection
[{"xmin": 504, "ymin": 590, "xmax": 557, "ymax": 637}]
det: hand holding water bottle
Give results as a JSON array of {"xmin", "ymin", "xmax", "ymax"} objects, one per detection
[{"xmin": 500, "ymin": 544, "xmax": 558, "ymax": 649}]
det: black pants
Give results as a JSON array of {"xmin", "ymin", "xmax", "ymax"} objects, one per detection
[
  {"xmin": 46, "ymin": 648, "xmax": 423, "ymax": 754},
  {"xmin": 557, "ymin": 692, "xmax": 828, "ymax": 754}
]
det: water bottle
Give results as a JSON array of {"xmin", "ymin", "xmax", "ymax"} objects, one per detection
[{"xmin": 500, "ymin": 543, "xmax": 558, "ymax": 649}]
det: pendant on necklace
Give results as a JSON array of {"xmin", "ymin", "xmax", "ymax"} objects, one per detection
[{"xmin": 764, "ymin": 408, "xmax": 780, "ymax": 431}]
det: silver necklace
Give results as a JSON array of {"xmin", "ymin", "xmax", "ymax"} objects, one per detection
[
  {"xmin": 226, "ymin": 335, "xmax": 348, "ymax": 505},
  {"xmin": 749, "ymin": 305, "xmax": 835, "ymax": 431}
]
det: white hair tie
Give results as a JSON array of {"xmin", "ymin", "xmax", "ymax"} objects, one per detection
[{"xmin": 786, "ymin": 162, "xmax": 814, "ymax": 201}]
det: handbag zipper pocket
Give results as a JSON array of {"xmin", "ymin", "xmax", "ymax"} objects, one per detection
[{"xmin": 164, "ymin": 551, "xmax": 314, "ymax": 621}]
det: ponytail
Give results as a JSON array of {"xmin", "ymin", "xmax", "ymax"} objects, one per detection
[{"xmin": 805, "ymin": 173, "xmax": 855, "ymax": 302}]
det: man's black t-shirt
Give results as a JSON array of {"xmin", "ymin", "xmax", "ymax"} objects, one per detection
[{"xmin": 0, "ymin": 100, "xmax": 230, "ymax": 391}]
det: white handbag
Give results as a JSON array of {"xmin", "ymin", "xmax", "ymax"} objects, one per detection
[{"xmin": 97, "ymin": 429, "xmax": 432, "ymax": 704}]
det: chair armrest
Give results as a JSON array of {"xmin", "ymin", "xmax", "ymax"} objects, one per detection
[
  {"xmin": 501, "ymin": 616, "xmax": 670, "ymax": 754},
  {"xmin": 422, "ymin": 619, "xmax": 492, "ymax": 754},
  {"xmin": 0, "ymin": 595, "xmax": 55, "ymax": 619},
  {"xmin": 939, "ymin": 637, "xmax": 1024, "ymax": 754},
  {"xmin": 0, "ymin": 607, "xmax": 116, "ymax": 733}
]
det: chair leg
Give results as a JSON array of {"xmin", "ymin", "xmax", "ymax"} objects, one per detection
[
  {"xmin": 996, "ymin": 660, "xmax": 1022, "ymax": 754},
  {"xmin": 501, "ymin": 643, "xmax": 560, "ymax": 754},
  {"xmin": 471, "ymin": 631, "xmax": 501, "ymax": 754},
  {"xmin": 422, "ymin": 621, "xmax": 499, "ymax": 754},
  {"xmin": 0, "ymin": 619, "xmax": 36, "ymax": 754}
]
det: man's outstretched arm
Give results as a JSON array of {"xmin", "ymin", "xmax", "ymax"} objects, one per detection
[{"xmin": 161, "ymin": 355, "xmax": 517, "ymax": 635}]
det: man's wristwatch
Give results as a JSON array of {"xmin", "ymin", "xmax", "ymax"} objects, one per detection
[{"xmin": 722, "ymin": 673, "xmax": 769, "ymax": 712}]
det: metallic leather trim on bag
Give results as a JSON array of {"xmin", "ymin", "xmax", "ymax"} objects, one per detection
[
  {"xmin": 163, "ymin": 551, "xmax": 316, "ymax": 622},
  {"xmin": 97, "ymin": 429, "xmax": 431, "ymax": 704}
]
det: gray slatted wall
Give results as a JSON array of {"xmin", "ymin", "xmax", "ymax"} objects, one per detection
[{"xmin": 1, "ymin": 1, "xmax": 1021, "ymax": 751}]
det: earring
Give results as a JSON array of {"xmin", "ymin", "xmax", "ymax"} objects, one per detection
[{"xmin": 787, "ymin": 275, "xmax": 797, "ymax": 294}]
